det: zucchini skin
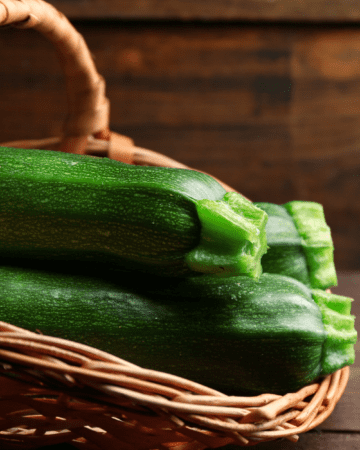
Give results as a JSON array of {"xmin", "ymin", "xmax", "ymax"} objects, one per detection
[
  {"xmin": 0, "ymin": 262, "xmax": 355, "ymax": 395},
  {"xmin": 255, "ymin": 202, "xmax": 337, "ymax": 289},
  {"xmin": 0, "ymin": 147, "xmax": 267, "ymax": 278},
  {"xmin": 254, "ymin": 202, "xmax": 311, "ymax": 286}
]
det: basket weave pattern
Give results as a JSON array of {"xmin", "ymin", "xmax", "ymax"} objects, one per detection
[
  {"xmin": 0, "ymin": 1, "xmax": 351, "ymax": 448},
  {"xmin": 0, "ymin": 323, "xmax": 350, "ymax": 448}
]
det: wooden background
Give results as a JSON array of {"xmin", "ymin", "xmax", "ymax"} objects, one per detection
[
  {"xmin": 1, "ymin": 2, "xmax": 360, "ymax": 273},
  {"xmin": 0, "ymin": 2, "xmax": 359, "ymax": 449}
]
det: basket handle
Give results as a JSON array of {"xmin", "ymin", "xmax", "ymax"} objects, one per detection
[
  {"xmin": 0, "ymin": 0, "xmax": 238, "ymax": 193},
  {"xmin": 0, "ymin": 0, "xmax": 114, "ymax": 155}
]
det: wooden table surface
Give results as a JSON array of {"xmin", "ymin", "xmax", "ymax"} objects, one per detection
[{"xmin": 35, "ymin": 271, "xmax": 359, "ymax": 449}]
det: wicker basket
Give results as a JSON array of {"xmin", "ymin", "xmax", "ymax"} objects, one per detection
[{"xmin": 0, "ymin": 1, "xmax": 350, "ymax": 448}]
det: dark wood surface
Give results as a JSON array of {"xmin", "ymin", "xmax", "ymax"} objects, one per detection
[
  {"xmin": 1, "ymin": 22, "xmax": 360, "ymax": 271},
  {"xmin": 48, "ymin": 0, "xmax": 360, "ymax": 21}
]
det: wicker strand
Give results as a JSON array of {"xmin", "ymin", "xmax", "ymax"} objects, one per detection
[{"xmin": 0, "ymin": 322, "xmax": 350, "ymax": 448}]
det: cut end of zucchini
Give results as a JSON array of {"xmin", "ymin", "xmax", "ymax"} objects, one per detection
[
  {"xmin": 284, "ymin": 201, "xmax": 338, "ymax": 289},
  {"xmin": 185, "ymin": 192, "xmax": 268, "ymax": 279},
  {"xmin": 312, "ymin": 289, "xmax": 357, "ymax": 376}
]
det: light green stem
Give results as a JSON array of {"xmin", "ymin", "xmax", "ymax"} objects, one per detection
[{"xmin": 186, "ymin": 192, "xmax": 268, "ymax": 279}]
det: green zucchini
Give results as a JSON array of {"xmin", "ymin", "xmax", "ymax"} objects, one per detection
[
  {"xmin": 0, "ymin": 262, "xmax": 356, "ymax": 395},
  {"xmin": 0, "ymin": 147, "xmax": 268, "ymax": 279},
  {"xmin": 255, "ymin": 201, "xmax": 337, "ymax": 289}
]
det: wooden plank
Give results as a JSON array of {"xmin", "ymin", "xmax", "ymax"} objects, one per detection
[
  {"xmin": 291, "ymin": 29, "xmax": 360, "ymax": 160},
  {"xmin": 290, "ymin": 28, "xmax": 360, "ymax": 270},
  {"xmin": 19, "ymin": 433, "xmax": 360, "ymax": 449},
  {"xmin": 224, "ymin": 432, "xmax": 360, "ymax": 449},
  {"xmin": 319, "ymin": 368, "xmax": 360, "ymax": 432},
  {"xmin": 0, "ymin": 23, "xmax": 294, "ymax": 198},
  {"xmin": 48, "ymin": 0, "xmax": 360, "ymax": 21},
  {"xmin": 332, "ymin": 271, "xmax": 360, "ymax": 299},
  {"xmin": 1, "ymin": 23, "xmax": 360, "ymax": 271},
  {"xmin": 320, "ymin": 272, "xmax": 360, "ymax": 432}
]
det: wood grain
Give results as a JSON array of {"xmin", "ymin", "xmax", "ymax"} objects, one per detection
[
  {"xmin": 48, "ymin": 0, "xmax": 360, "ymax": 21},
  {"xmin": 0, "ymin": 23, "xmax": 360, "ymax": 270},
  {"xmin": 225, "ymin": 433, "xmax": 360, "ymax": 449},
  {"xmin": 33, "ymin": 433, "xmax": 360, "ymax": 450},
  {"xmin": 321, "ymin": 272, "xmax": 360, "ymax": 432}
]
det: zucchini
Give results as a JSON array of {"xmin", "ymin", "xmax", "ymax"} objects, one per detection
[
  {"xmin": 0, "ymin": 262, "xmax": 356, "ymax": 395},
  {"xmin": 255, "ymin": 201, "xmax": 337, "ymax": 289},
  {"xmin": 0, "ymin": 147, "xmax": 268, "ymax": 279}
]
